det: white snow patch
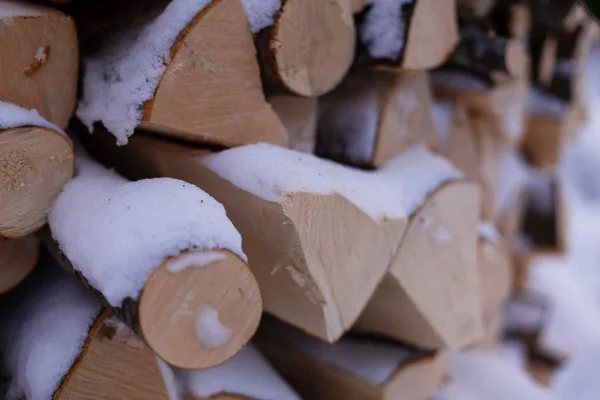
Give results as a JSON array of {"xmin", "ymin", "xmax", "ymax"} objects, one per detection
[
  {"xmin": 0, "ymin": 268, "xmax": 101, "ymax": 400},
  {"xmin": 527, "ymin": 170, "xmax": 555, "ymax": 214},
  {"xmin": 34, "ymin": 46, "xmax": 47, "ymax": 63},
  {"xmin": 195, "ymin": 306, "xmax": 232, "ymax": 349},
  {"xmin": 528, "ymin": 87, "xmax": 567, "ymax": 116},
  {"xmin": 502, "ymin": 99, "xmax": 525, "ymax": 141},
  {"xmin": 478, "ymin": 221, "xmax": 503, "ymax": 244},
  {"xmin": 77, "ymin": 0, "xmax": 212, "ymax": 145},
  {"xmin": 157, "ymin": 357, "xmax": 183, "ymax": 400},
  {"xmin": 175, "ymin": 345, "xmax": 300, "ymax": 400},
  {"xmin": 504, "ymin": 295, "xmax": 546, "ymax": 334},
  {"xmin": 0, "ymin": 101, "xmax": 65, "ymax": 136},
  {"xmin": 200, "ymin": 143, "xmax": 462, "ymax": 221},
  {"xmin": 496, "ymin": 150, "xmax": 530, "ymax": 213},
  {"xmin": 166, "ymin": 251, "xmax": 227, "ymax": 273},
  {"xmin": 48, "ymin": 154, "xmax": 246, "ymax": 306},
  {"xmin": 102, "ymin": 316, "xmax": 144, "ymax": 349},
  {"xmin": 430, "ymin": 70, "xmax": 489, "ymax": 92},
  {"xmin": 433, "ymin": 226, "xmax": 452, "ymax": 245},
  {"xmin": 240, "ymin": 0, "xmax": 280, "ymax": 33},
  {"xmin": 432, "ymin": 100, "xmax": 454, "ymax": 152},
  {"xmin": 553, "ymin": 344, "xmax": 600, "ymax": 400},
  {"xmin": 0, "ymin": 2, "xmax": 43, "ymax": 18},
  {"xmin": 360, "ymin": 0, "xmax": 412, "ymax": 60},
  {"xmin": 499, "ymin": 340, "xmax": 527, "ymax": 368},
  {"xmin": 433, "ymin": 351, "xmax": 555, "ymax": 400}
]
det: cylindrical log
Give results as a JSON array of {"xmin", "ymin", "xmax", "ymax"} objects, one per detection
[
  {"xmin": 41, "ymin": 155, "xmax": 262, "ymax": 369},
  {"xmin": 0, "ymin": 236, "xmax": 38, "ymax": 295},
  {"xmin": 257, "ymin": 0, "xmax": 356, "ymax": 97}
]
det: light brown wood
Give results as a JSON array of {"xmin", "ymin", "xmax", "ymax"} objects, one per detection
[
  {"xmin": 141, "ymin": 0, "xmax": 287, "ymax": 147},
  {"xmin": 401, "ymin": 0, "xmax": 459, "ymax": 69},
  {"xmin": 0, "ymin": 1, "xmax": 78, "ymax": 129},
  {"xmin": 0, "ymin": 127, "xmax": 74, "ymax": 238},
  {"xmin": 355, "ymin": 181, "xmax": 483, "ymax": 349},
  {"xmin": 78, "ymin": 130, "xmax": 407, "ymax": 343},
  {"xmin": 140, "ymin": 250, "xmax": 262, "ymax": 370},
  {"xmin": 267, "ymin": 95, "xmax": 317, "ymax": 153},
  {"xmin": 258, "ymin": 0, "xmax": 355, "ymax": 97},
  {"xmin": 317, "ymin": 69, "xmax": 437, "ymax": 168},
  {"xmin": 538, "ymin": 36, "xmax": 557, "ymax": 87},
  {"xmin": 349, "ymin": 0, "xmax": 366, "ymax": 13},
  {"xmin": 56, "ymin": 310, "xmax": 170, "ymax": 400},
  {"xmin": 41, "ymin": 228, "xmax": 262, "ymax": 370},
  {"xmin": 476, "ymin": 310, "xmax": 504, "ymax": 350},
  {"xmin": 257, "ymin": 338, "xmax": 447, "ymax": 400},
  {"xmin": 509, "ymin": 4, "xmax": 531, "ymax": 39},
  {"xmin": 495, "ymin": 188, "xmax": 527, "ymax": 249},
  {"xmin": 527, "ymin": 360, "xmax": 555, "ymax": 386},
  {"xmin": 0, "ymin": 236, "xmax": 38, "ymax": 294}
]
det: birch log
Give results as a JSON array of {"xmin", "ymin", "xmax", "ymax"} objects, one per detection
[{"xmin": 0, "ymin": 236, "xmax": 38, "ymax": 295}]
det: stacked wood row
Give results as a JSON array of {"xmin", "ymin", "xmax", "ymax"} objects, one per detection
[{"xmin": 0, "ymin": 0, "xmax": 596, "ymax": 398}]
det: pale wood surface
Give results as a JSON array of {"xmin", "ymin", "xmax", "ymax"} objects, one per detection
[
  {"xmin": 79, "ymin": 131, "xmax": 407, "ymax": 342},
  {"xmin": 0, "ymin": 1, "xmax": 78, "ymax": 129},
  {"xmin": 140, "ymin": 250, "xmax": 262, "ymax": 370},
  {"xmin": 267, "ymin": 95, "xmax": 317, "ymax": 153},
  {"xmin": 141, "ymin": 0, "xmax": 287, "ymax": 148},
  {"xmin": 355, "ymin": 181, "xmax": 483, "ymax": 349},
  {"xmin": 0, "ymin": 236, "xmax": 38, "ymax": 294},
  {"xmin": 0, "ymin": 127, "xmax": 74, "ymax": 238},
  {"xmin": 259, "ymin": 0, "xmax": 355, "ymax": 97},
  {"xmin": 56, "ymin": 310, "xmax": 170, "ymax": 400},
  {"xmin": 478, "ymin": 239, "xmax": 512, "ymax": 319}
]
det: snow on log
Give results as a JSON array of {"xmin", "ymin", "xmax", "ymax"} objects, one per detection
[
  {"xmin": 44, "ymin": 153, "xmax": 261, "ymax": 369},
  {"xmin": 256, "ymin": 318, "xmax": 447, "ymax": 400},
  {"xmin": 0, "ymin": 236, "xmax": 38, "ymax": 295},
  {"xmin": 77, "ymin": 0, "xmax": 287, "ymax": 148},
  {"xmin": 0, "ymin": 102, "xmax": 74, "ymax": 239},
  {"xmin": 256, "ymin": 0, "xmax": 355, "ymax": 97},
  {"xmin": 358, "ymin": 0, "xmax": 459, "ymax": 70},
  {"xmin": 354, "ymin": 180, "xmax": 482, "ymax": 350},
  {"xmin": 267, "ymin": 95, "xmax": 318, "ymax": 153},
  {"xmin": 0, "ymin": 260, "xmax": 102, "ymax": 400},
  {"xmin": 168, "ymin": 344, "xmax": 300, "ymax": 400},
  {"xmin": 57, "ymin": 311, "xmax": 173, "ymax": 399},
  {"xmin": 316, "ymin": 69, "xmax": 437, "ymax": 168},
  {"xmin": 0, "ymin": 1, "xmax": 78, "ymax": 129},
  {"xmin": 78, "ymin": 129, "xmax": 465, "ymax": 342}
]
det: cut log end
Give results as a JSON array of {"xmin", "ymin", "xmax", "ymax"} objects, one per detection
[
  {"xmin": 267, "ymin": 0, "xmax": 356, "ymax": 96},
  {"xmin": 0, "ymin": 236, "xmax": 38, "ymax": 294},
  {"xmin": 0, "ymin": 127, "xmax": 74, "ymax": 238},
  {"xmin": 138, "ymin": 250, "xmax": 262, "ymax": 370}
]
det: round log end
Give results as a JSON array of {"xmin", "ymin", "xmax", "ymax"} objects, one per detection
[
  {"xmin": 0, "ymin": 127, "xmax": 74, "ymax": 238},
  {"xmin": 139, "ymin": 250, "xmax": 262, "ymax": 370},
  {"xmin": 505, "ymin": 39, "xmax": 527, "ymax": 78},
  {"xmin": 0, "ymin": 236, "xmax": 38, "ymax": 294},
  {"xmin": 271, "ymin": 0, "xmax": 356, "ymax": 97}
]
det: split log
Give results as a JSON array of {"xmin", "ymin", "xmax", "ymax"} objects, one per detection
[
  {"xmin": 446, "ymin": 25, "xmax": 527, "ymax": 81},
  {"xmin": 256, "ymin": 318, "xmax": 447, "ymax": 400},
  {"xmin": 0, "ymin": 1, "xmax": 78, "ymax": 129},
  {"xmin": 0, "ymin": 104, "xmax": 74, "ymax": 239},
  {"xmin": 316, "ymin": 69, "xmax": 437, "ymax": 168},
  {"xmin": 0, "ymin": 236, "xmax": 38, "ymax": 295},
  {"xmin": 40, "ymin": 154, "xmax": 261, "ymax": 369},
  {"xmin": 354, "ymin": 181, "xmax": 483, "ymax": 349},
  {"xmin": 78, "ymin": 129, "xmax": 426, "ymax": 342},
  {"xmin": 358, "ymin": 0, "xmax": 459, "ymax": 70},
  {"xmin": 257, "ymin": 0, "xmax": 356, "ymax": 97},
  {"xmin": 478, "ymin": 223, "xmax": 512, "ymax": 320},
  {"xmin": 173, "ymin": 345, "xmax": 300, "ymax": 400},
  {"xmin": 77, "ymin": 0, "xmax": 287, "ymax": 147},
  {"xmin": 349, "ymin": 0, "xmax": 367, "ymax": 14},
  {"xmin": 267, "ymin": 95, "xmax": 317, "ymax": 153}
]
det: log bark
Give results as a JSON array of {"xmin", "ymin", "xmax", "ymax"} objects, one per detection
[
  {"xmin": 257, "ymin": 0, "xmax": 356, "ymax": 97},
  {"xmin": 0, "ymin": 1, "xmax": 78, "ymax": 129},
  {"xmin": 267, "ymin": 95, "xmax": 317, "ymax": 153},
  {"xmin": 0, "ymin": 236, "xmax": 38, "ymax": 295},
  {"xmin": 354, "ymin": 181, "xmax": 483, "ymax": 349},
  {"xmin": 77, "ymin": 128, "xmax": 407, "ymax": 343},
  {"xmin": 55, "ymin": 310, "xmax": 171, "ymax": 400},
  {"xmin": 40, "ymin": 228, "xmax": 262, "ymax": 370},
  {"xmin": 316, "ymin": 69, "xmax": 437, "ymax": 168},
  {"xmin": 0, "ymin": 127, "xmax": 74, "ymax": 238}
]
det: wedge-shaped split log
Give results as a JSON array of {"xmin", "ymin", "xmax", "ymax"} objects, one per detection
[
  {"xmin": 317, "ymin": 69, "xmax": 437, "ymax": 167},
  {"xmin": 77, "ymin": 0, "xmax": 287, "ymax": 147},
  {"xmin": 0, "ymin": 1, "xmax": 78, "ymax": 129},
  {"xmin": 0, "ymin": 236, "xmax": 38, "ymax": 295},
  {"xmin": 0, "ymin": 102, "xmax": 74, "ymax": 238},
  {"xmin": 267, "ymin": 95, "xmax": 317, "ymax": 153},
  {"xmin": 354, "ymin": 180, "xmax": 482, "ymax": 349},
  {"xmin": 358, "ymin": 0, "xmax": 459, "ymax": 70},
  {"xmin": 256, "ymin": 318, "xmax": 447, "ymax": 400},
  {"xmin": 42, "ymin": 154, "xmax": 261, "ymax": 369},
  {"xmin": 170, "ymin": 344, "xmax": 300, "ymax": 400},
  {"xmin": 257, "ymin": 0, "xmax": 356, "ymax": 97}
]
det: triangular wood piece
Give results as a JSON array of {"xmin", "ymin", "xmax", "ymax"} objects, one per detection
[
  {"xmin": 267, "ymin": 95, "xmax": 317, "ymax": 153},
  {"xmin": 354, "ymin": 181, "xmax": 483, "ymax": 349}
]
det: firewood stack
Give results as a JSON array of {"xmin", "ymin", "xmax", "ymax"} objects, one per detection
[{"xmin": 0, "ymin": 0, "xmax": 598, "ymax": 399}]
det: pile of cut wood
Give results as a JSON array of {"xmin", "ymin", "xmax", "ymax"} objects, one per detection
[{"xmin": 0, "ymin": 0, "xmax": 599, "ymax": 398}]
